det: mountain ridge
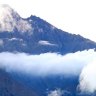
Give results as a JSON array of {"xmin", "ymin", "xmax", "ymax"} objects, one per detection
[
  {"xmin": 0, "ymin": 5, "xmax": 96, "ymax": 55},
  {"xmin": 0, "ymin": 4, "xmax": 96, "ymax": 96}
]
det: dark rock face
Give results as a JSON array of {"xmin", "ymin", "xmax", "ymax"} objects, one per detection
[
  {"xmin": 12, "ymin": 74, "xmax": 79, "ymax": 96},
  {"xmin": 0, "ymin": 69, "xmax": 37, "ymax": 96},
  {"xmin": 0, "ymin": 15, "xmax": 96, "ymax": 54}
]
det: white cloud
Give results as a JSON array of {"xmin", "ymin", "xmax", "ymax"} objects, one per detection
[
  {"xmin": 48, "ymin": 89, "xmax": 63, "ymax": 96},
  {"xmin": 79, "ymin": 60, "xmax": 96, "ymax": 93},
  {"xmin": 38, "ymin": 40, "xmax": 57, "ymax": 46},
  {"xmin": 0, "ymin": 49, "xmax": 95, "ymax": 76},
  {"xmin": 8, "ymin": 38, "xmax": 23, "ymax": 41},
  {"xmin": 16, "ymin": 19, "xmax": 32, "ymax": 33}
]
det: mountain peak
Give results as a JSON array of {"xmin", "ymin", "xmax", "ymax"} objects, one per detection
[
  {"xmin": 0, "ymin": 4, "xmax": 32, "ymax": 32},
  {"xmin": 0, "ymin": 4, "xmax": 20, "ymax": 19}
]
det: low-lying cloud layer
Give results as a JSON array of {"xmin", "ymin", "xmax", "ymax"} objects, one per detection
[
  {"xmin": 0, "ymin": 49, "xmax": 95, "ymax": 76},
  {"xmin": 0, "ymin": 49, "xmax": 96, "ymax": 93}
]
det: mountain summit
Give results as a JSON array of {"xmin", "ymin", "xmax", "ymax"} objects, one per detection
[
  {"xmin": 0, "ymin": 4, "xmax": 32, "ymax": 32},
  {"xmin": 0, "ymin": 5, "xmax": 96, "ymax": 54}
]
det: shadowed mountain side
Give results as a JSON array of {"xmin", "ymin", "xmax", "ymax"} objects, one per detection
[
  {"xmin": 0, "ymin": 5, "xmax": 96, "ymax": 54},
  {"xmin": 0, "ymin": 69, "xmax": 38, "ymax": 96}
]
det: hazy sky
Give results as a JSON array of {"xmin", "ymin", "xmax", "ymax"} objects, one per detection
[{"xmin": 0, "ymin": 0, "xmax": 96, "ymax": 41}]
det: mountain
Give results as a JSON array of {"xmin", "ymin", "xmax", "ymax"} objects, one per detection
[
  {"xmin": 0, "ymin": 4, "xmax": 96, "ymax": 54},
  {"xmin": 0, "ymin": 69, "xmax": 38, "ymax": 96},
  {"xmin": 1, "ymin": 71, "xmax": 93, "ymax": 96},
  {"xmin": 0, "ymin": 4, "xmax": 96, "ymax": 96}
]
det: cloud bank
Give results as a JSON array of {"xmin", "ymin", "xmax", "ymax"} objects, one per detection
[
  {"xmin": 0, "ymin": 49, "xmax": 95, "ymax": 76},
  {"xmin": 79, "ymin": 60, "xmax": 96, "ymax": 93}
]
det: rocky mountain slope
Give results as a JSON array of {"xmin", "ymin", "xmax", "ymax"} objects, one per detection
[
  {"xmin": 0, "ymin": 5, "xmax": 96, "ymax": 54},
  {"xmin": 0, "ymin": 69, "xmax": 38, "ymax": 96}
]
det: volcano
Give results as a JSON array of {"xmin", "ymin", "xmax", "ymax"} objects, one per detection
[{"xmin": 0, "ymin": 4, "xmax": 95, "ymax": 54}]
